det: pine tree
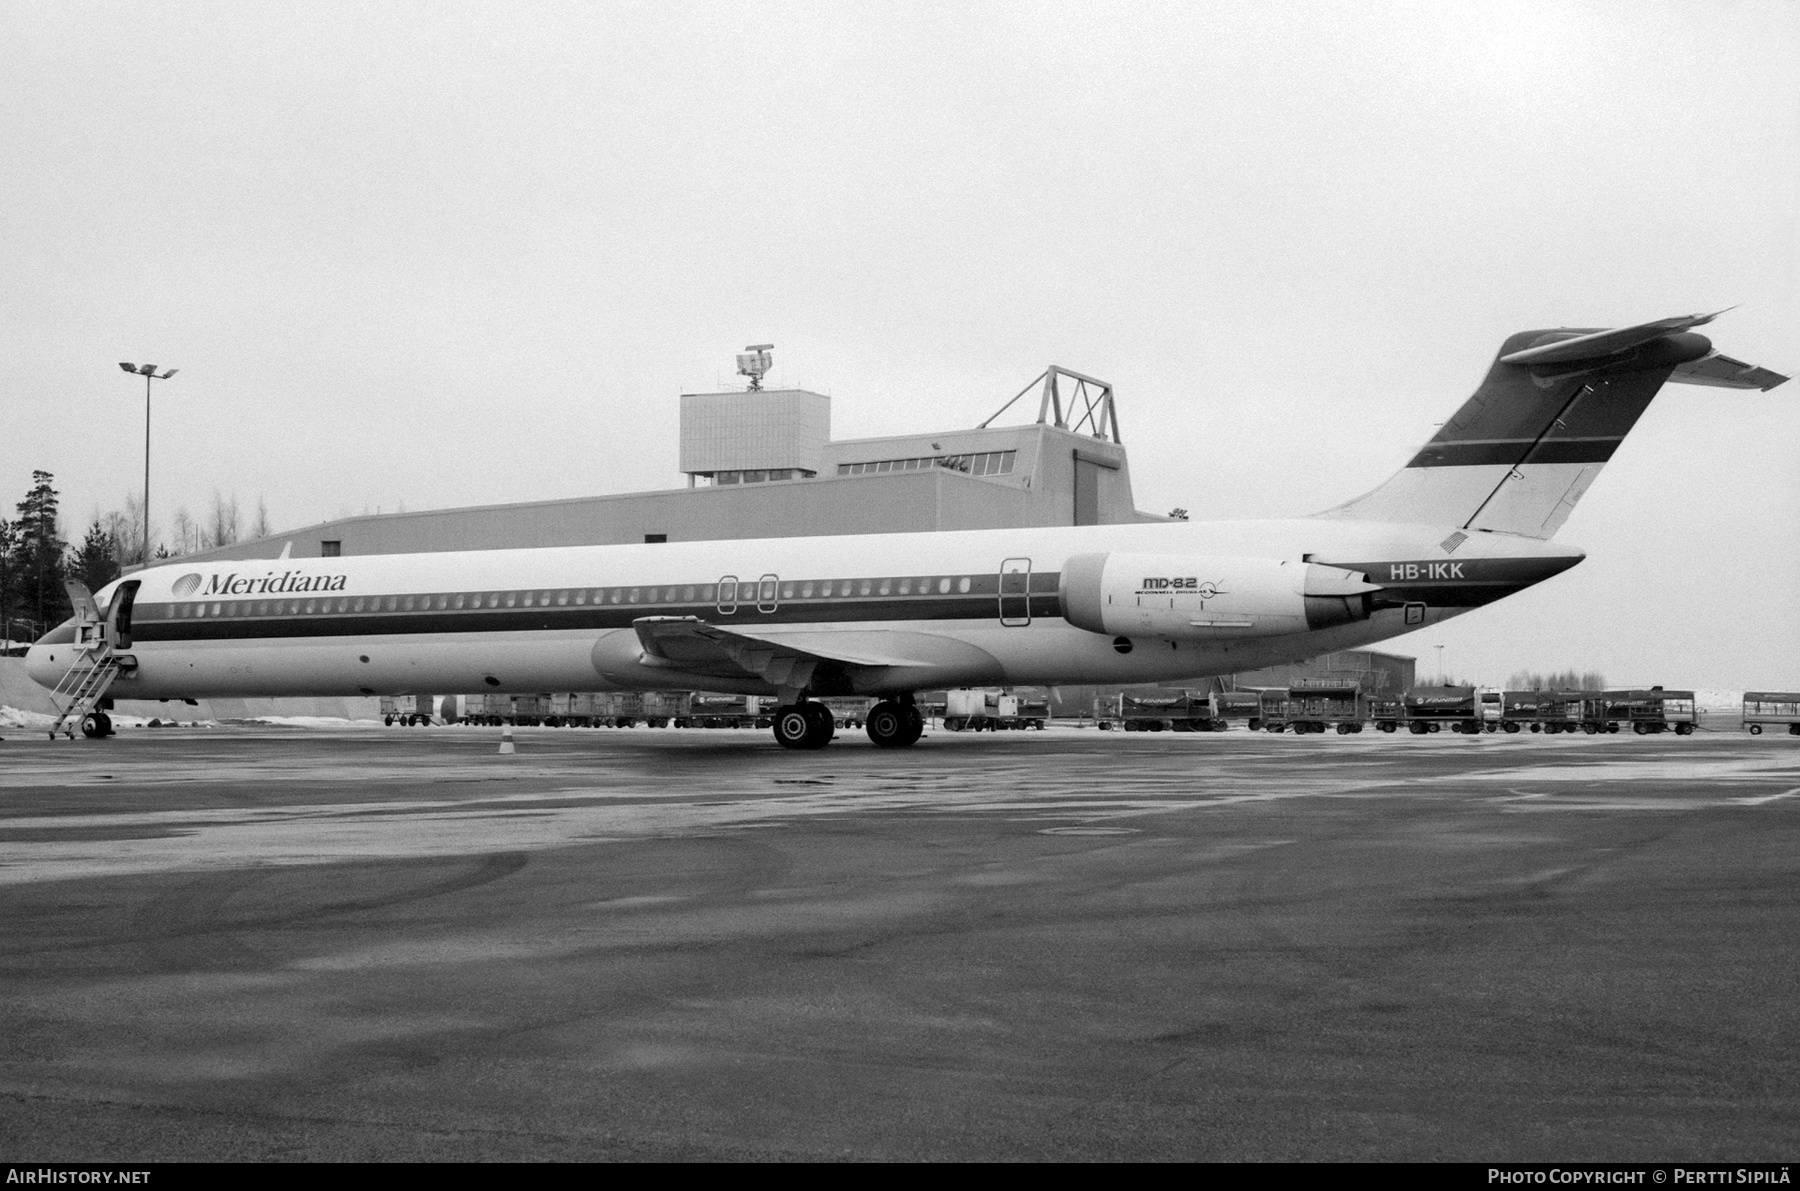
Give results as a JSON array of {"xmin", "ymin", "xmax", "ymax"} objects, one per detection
[
  {"xmin": 15, "ymin": 471, "xmax": 69, "ymax": 628},
  {"xmin": 0, "ymin": 517, "xmax": 18, "ymax": 648},
  {"xmin": 71, "ymin": 520, "xmax": 120, "ymax": 592}
]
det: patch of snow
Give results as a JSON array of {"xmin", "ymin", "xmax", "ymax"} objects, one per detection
[{"xmin": 0, "ymin": 705, "xmax": 57, "ymax": 729}]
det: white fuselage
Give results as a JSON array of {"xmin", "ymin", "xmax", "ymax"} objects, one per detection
[{"xmin": 28, "ymin": 518, "xmax": 1582, "ymax": 701}]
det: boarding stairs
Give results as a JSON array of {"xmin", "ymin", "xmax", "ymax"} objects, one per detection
[
  {"xmin": 46, "ymin": 577, "xmax": 139, "ymax": 740},
  {"xmin": 48, "ymin": 643, "xmax": 124, "ymax": 739}
]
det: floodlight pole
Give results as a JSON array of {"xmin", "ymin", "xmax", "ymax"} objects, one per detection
[
  {"xmin": 144, "ymin": 371, "xmax": 151, "ymax": 564},
  {"xmin": 119, "ymin": 363, "xmax": 177, "ymax": 565}
]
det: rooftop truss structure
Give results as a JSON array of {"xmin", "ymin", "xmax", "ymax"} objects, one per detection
[{"xmin": 979, "ymin": 365, "xmax": 1121, "ymax": 444}]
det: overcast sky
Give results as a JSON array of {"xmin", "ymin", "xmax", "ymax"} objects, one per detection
[{"xmin": 3, "ymin": 1, "xmax": 1795, "ymax": 689}]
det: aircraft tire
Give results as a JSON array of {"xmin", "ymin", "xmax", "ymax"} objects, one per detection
[
  {"xmin": 80, "ymin": 713, "xmax": 106, "ymax": 739},
  {"xmin": 773, "ymin": 705, "xmax": 822, "ymax": 749},
  {"xmin": 1748, "ymin": 725, "xmax": 1762, "ymax": 735},
  {"xmin": 866, "ymin": 701, "xmax": 917, "ymax": 748},
  {"xmin": 805, "ymin": 701, "xmax": 835, "ymax": 744}
]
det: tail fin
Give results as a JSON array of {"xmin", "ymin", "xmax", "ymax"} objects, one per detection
[{"xmin": 1317, "ymin": 312, "xmax": 1787, "ymax": 538}]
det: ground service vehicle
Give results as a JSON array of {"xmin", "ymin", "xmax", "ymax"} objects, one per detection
[
  {"xmin": 379, "ymin": 694, "xmax": 437, "ymax": 726},
  {"xmin": 1743, "ymin": 692, "xmax": 1800, "ymax": 736},
  {"xmin": 1595, "ymin": 689, "xmax": 1697, "ymax": 735},
  {"xmin": 1119, "ymin": 692, "xmax": 1221, "ymax": 732},
  {"xmin": 944, "ymin": 688, "xmax": 1044, "ymax": 730},
  {"xmin": 1403, "ymin": 686, "xmax": 1473, "ymax": 734},
  {"xmin": 1211, "ymin": 690, "xmax": 1263, "ymax": 730},
  {"xmin": 1500, "ymin": 690, "xmax": 1554, "ymax": 733},
  {"xmin": 1265, "ymin": 683, "xmax": 1366, "ymax": 734},
  {"xmin": 675, "ymin": 693, "xmax": 772, "ymax": 729}
]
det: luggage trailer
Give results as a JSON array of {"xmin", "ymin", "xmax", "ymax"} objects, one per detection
[{"xmin": 1743, "ymin": 692, "xmax": 1800, "ymax": 737}]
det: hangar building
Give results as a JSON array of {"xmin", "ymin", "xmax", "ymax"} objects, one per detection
[{"xmin": 180, "ymin": 363, "xmax": 1163, "ymax": 565}]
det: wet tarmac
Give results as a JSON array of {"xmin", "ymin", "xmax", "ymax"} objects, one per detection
[{"xmin": 2, "ymin": 724, "xmax": 1798, "ymax": 1161}]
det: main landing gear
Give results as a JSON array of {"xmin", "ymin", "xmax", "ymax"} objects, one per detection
[
  {"xmin": 864, "ymin": 700, "xmax": 924, "ymax": 749},
  {"xmin": 78, "ymin": 711, "xmax": 113, "ymax": 739},
  {"xmin": 772, "ymin": 701, "xmax": 837, "ymax": 750},
  {"xmin": 772, "ymin": 697, "xmax": 925, "ymax": 750}
]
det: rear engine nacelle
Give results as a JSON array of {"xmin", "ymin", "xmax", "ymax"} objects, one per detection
[{"xmin": 1058, "ymin": 553, "xmax": 1379, "ymax": 641}]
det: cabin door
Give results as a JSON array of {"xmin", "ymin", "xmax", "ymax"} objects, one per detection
[{"xmin": 999, "ymin": 558, "xmax": 1031, "ymax": 626}]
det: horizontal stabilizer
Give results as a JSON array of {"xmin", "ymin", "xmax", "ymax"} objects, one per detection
[
  {"xmin": 1668, "ymin": 351, "xmax": 1788, "ymax": 391},
  {"xmin": 1498, "ymin": 311, "xmax": 1724, "ymax": 368}
]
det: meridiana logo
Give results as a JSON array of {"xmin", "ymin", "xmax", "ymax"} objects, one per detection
[{"xmin": 171, "ymin": 570, "xmax": 350, "ymax": 598}]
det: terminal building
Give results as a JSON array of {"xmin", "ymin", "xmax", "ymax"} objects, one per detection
[{"xmin": 183, "ymin": 356, "xmax": 1159, "ymax": 564}]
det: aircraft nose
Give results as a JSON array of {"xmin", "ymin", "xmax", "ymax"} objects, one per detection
[{"xmin": 24, "ymin": 617, "xmax": 78, "ymax": 689}]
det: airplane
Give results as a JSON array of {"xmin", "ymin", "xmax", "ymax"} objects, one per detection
[{"xmin": 27, "ymin": 312, "xmax": 1788, "ymax": 749}]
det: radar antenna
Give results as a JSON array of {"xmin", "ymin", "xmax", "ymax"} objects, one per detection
[{"xmin": 736, "ymin": 344, "xmax": 774, "ymax": 391}]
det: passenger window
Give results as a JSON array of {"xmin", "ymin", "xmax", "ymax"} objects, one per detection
[
  {"xmin": 504, "ymin": 592, "xmax": 517, "ymax": 607},
  {"xmin": 801, "ymin": 582, "xmax": 814, "ymax": 598},
  {"xmin": 958, "ymin": 577, "xmax": 971, "ymax": 593},
  {"xmin": 628, "ymin": 588, "xmax": 640, "ymax": 603},
  {"xmin": 937, "ymin": 578, "xmax": 951, "ymax": 593},
  {"xmin": 878, "ymin": 579, "xmax": 891, "ymax": 596},
  {"xmin": 899, "ymin": 579, "xmax": 911, "ymax": 594}
]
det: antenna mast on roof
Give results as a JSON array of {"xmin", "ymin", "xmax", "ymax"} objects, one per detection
[{"xmin": 737, "ymin": 344, "xmax": 774, "ymax": 391}]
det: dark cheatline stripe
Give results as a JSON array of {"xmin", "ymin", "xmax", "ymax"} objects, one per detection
[
  {"xmin": 131, "ymin": 581, "xmax": 1067, "ymax": 644},
  {"xmin": 1407, "ymin": 438, "xmax": 1621, "ymax": 468}
]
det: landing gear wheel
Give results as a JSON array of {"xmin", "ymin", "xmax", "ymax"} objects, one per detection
[
  {"xmin": 80, "ymin": 712, "xmax": 106, "ymax": 739},
  {"xmin": 866, "ymin": 701, "xmax": 916, "ymax": 748},
  {"xmin": 774, "ymin": 702, "xmax": 835, "ymax": 750}
]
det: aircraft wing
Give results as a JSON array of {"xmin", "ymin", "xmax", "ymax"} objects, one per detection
[
  {"xmin": 632, "ymin": 616, "xmax": 934, "ymax": 688},
  {"xmin": 1666, "ymin": 351, "xmax": 1788, "ymax": 391}
]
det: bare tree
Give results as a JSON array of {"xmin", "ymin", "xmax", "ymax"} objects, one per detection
[
  {"xmin": 170, "ymin": 507, "xmax": 196, "ymax": 556},
  {"xmin": 1507, "ymin": 669, "xmax": 1608, "ymax": 691},
  {"xmin": 251, "ymin": 495, "xmax": 272, "ymax": 539},
  {"xmin": 105, "ymin": 495, "xmax": 152, "ymax": 567},
  {"xmin": 206, "ymin": 490, "xmax": 241, "ymax": 550}
]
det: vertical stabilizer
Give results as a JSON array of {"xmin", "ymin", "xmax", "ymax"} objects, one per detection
[{"xmin": 1315, "ymin": 313, "xmax": 1784, "ymax": 538}]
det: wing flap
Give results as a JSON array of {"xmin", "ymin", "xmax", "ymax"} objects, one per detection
[{"xmin": 632, "ymin": 616, "xmax": 934, "ymax": 686}]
